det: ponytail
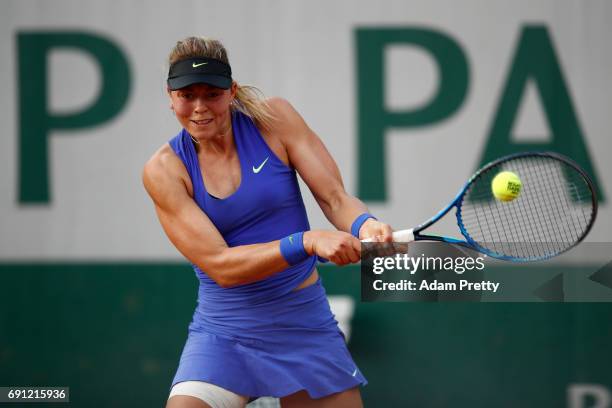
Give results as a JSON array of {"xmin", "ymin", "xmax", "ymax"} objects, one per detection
[{"xmin": 232, "ymin": 84, "xmax": 274, "ymax": 130}]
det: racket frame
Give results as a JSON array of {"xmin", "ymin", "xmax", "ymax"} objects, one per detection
[{"xmin": 387, "ymin": 151, "xmax": 598, "ymax": 262}]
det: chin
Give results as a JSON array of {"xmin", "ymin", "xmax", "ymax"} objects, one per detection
[{"xmin": 189, "ymin": 128, "xmax": 217, "ymax": 141}]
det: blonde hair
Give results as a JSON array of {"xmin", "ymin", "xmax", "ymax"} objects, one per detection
[{"xmin": 168, "ymin": 37, "xmax": 274, "ymax": 129}]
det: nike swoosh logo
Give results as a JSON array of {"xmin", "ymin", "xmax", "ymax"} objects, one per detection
[
  {"xmin": 352, "ymin": 369, "xmax": 358, "ymax": 377},
  {"xmin": 252, "ymin": 157, "xmax": 269, "ymax": 174},
  {"xmin": 192, "ymin": 62, "xmax": 208, "ymax": 68}
]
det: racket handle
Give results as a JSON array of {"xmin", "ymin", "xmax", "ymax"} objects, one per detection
[{"xmin": 361, "ymin": 229, "xmax": 415, "ymax": 243}]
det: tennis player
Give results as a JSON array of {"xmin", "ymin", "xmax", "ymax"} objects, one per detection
[{"xmin": 143, "ymin": 36, "xmax": 393, "ymax": 408}]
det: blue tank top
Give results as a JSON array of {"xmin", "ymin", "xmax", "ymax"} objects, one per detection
[{"xmin": 169, "ymin": 111, "xmax": 316, "ymax": 310}]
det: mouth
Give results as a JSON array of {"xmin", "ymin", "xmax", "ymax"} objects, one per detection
[{"xmin": 191, "ymin": 119, "xmax": 214, "ymax": 126}]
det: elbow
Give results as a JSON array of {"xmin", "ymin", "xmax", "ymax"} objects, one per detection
[
  {"xmin": 215, "ymin": 280, "xmax": 233, "ymax": 289},
  {"xmin": 196, "ymin": 264, "xmax": 238, "ymax": 288},
  {"xmin": 194, "ymin": 251, "xmax": 242, "ymax": 289},
  {"xmin": 214, "ymin": 275, "xmax": 239, "ymax": 289}
]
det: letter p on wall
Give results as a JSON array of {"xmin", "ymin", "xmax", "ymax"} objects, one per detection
[
  {"xmin": 356, "ymin": 27, "xmax": 469, "ymax": 202},
  {"xmin": 17, "ymin": 31, "xmax": 131, "ymax": 204}
]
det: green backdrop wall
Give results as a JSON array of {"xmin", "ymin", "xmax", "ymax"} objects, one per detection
[{"xmin": 1, "ymin": 263, "xmax": 610, "ymax": 407}]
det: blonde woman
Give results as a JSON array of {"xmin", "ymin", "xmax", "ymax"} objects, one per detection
[{"xmin": 143, "ymin": 37, "xmax": 393, "ymax": 408}]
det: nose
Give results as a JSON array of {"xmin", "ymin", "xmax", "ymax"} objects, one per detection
[{"xmin": 193, "ymin": 97, "xmax": 208, "ymax": 113}]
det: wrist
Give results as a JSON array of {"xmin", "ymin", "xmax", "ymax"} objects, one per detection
[
  {"xmin": 279, "ymin": 231, "xmax": 310, "ymax": 265},
  {"xmin": 351, "ymin": 213, "xmax": 377, "ymax": 238},
  {"xmin": 302, "ymin": 231, "xmax": 316, "ymax": 256}
]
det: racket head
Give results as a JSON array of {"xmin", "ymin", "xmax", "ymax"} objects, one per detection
[{"xmin": 455, "ymin": 152, "xmax": 597, "ymax": 261}]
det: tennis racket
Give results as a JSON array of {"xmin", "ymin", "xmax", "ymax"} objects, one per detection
[{"xmin": 364, "ymin": 152, "xmax": 598, "ymax": 261}]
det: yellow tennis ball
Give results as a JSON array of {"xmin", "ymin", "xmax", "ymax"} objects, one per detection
[{"xmin": 491, "ymin": 171, "xmax": 522, "ymax": 202}]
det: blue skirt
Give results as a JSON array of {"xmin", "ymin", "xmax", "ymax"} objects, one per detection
[{"xmin": 171, "ymin": 278, "xmax": 367, "ymax": 398}]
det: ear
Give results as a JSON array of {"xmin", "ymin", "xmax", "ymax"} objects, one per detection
[
  {"xmin": 167, "ymin": 87, "xmax": 174, "ymax": 110},
  {"xmin": 230, "ymin": 81, "xmax": 238, "ymax": 98}
]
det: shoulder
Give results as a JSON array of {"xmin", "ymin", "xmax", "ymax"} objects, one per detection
[
  {"xmin": 143, "ymin": 143, "xmax": 183, "ymax": 183},
  {"xmin": 266, "ymin": 96, "xmax": 293, "ymax": 113},
  {"xmin": 265, "ymin": 97, "xmax": 304, "ymax": 126},
  {"xmin": 142, "ymin": 143, "xmax": 191, "ymax": 202},
  {"xmin": 263, "ymin": 97, "xmax": 311, "ymax": 140}
]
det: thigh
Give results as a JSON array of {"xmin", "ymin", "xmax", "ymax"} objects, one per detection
[
  {"xmin": 167, "ymin": 395, "xmax": 212, "ymax": 408},
  {"xmin": 280, "ymin": 387, "xmax": 363, "ymax": 408},
  {"xmin": 167, "ymin": 381, "xmax": 249, "ymax": 408}
]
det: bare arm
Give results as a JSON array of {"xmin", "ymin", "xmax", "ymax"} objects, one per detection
[
  {"xmin": 142, "ymin": 145, "xmax": 360, "ymax": 288},
  {"xmin": 267, "ymin": 98, "xmax": 393, "ymax": 241},
  {"xmin": 142, "ymin": 146, "xmax": 292, "ymax": 288}
]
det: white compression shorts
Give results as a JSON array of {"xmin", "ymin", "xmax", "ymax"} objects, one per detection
[{"xmin": 169, "ymin": 381, "xmax": 249, "ymax": 408}]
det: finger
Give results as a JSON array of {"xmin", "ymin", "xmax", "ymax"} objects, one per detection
[
  {"xmin": 381, "ymin": 242, "xmax": 394, "ymax": 257},
  {"xmin": 381, "ymin": 224, "xmax": 394, "ymax": 242},
  {"xmin": 331, "ymin": 248, "xmax": 347, "ymax": 265},
  {"xmin": 339, "ymin": 251, "xmax": 351, "ymax": 265},
  {"xmin": 344, "ymin": 242, "xmax": 359, "ymax": 262},
  {"xmin": 387, "ymin": 240, "xmax": 400, "ymax": 256},
  {"xmin": 351, "ymin": 237, "xmax": 362, "ymax": 253},
  {"xmin": 330, "ymin": 255, "xmax": 342, "ymax": 265},
  {"xmin": 345, "ymin": 245, "xmax": 359, "ymax": 264},
  {"xmin": 394, "ymin": 242, "xmax": 409, "ymax": 254}
]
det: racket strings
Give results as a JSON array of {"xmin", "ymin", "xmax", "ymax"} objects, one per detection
[
  {"xmin": 470, "ymin": 173, "xmax": 586, "ymax": 256},
  {"xmin": 516, "ymin": 158, "xmax": 572, "ymax": 256},
  {"xmin": 529, "ymin": 161, "xmax": 562, "ymax": 257},
  {"xmin": 508, "ymin": 160, "xmax": 545, "ymax": 257},
  {"xmin": 539, "ymin": 160, "xmax": 581, "ymax": 245},
  {"xmin": 462, "ymin": 162, "xmax": 556, "ymax": 257},
  {"xmin": 532, "ymin": 159, "xmax": 581, "ymax": 255},
  {"xmin": 540, "ymin": 159, "xmax": 592, "ymax": 245},
  {"xmin": 487, "ymin": 159, "xmax": 589, "ymax": 256},
  {"xmin": 459, "ymin": 155, "xmax": 595, "ymax": 260}
]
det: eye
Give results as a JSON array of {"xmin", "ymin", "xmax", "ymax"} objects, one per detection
[{"xmin": 178, "ymin": 92, "xmax": 194, "ymax": 100}]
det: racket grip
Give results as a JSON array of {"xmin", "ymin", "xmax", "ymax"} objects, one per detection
[{"xmin": 361, "ymin": 229, "xmax": 415, "ymax": 243}]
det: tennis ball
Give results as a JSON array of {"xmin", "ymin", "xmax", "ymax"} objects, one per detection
[{"xmin": 491, "ymin": 171, "xmax": 522, "ymax": 202}]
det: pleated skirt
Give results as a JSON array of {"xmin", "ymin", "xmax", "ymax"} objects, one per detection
[{"xmin": 171, "ymin": 278, "xmax": 367, "ymax": 398}]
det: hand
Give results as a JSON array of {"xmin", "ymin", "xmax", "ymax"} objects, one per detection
[
  {"xmin": 359, "ymin": 219, "xmax": 407, "ymax": 258},
  {"xmin": 358, "ymin": 218, "xmax": 394, "ymax": 242},
  {"xmin": 303, "ymin": 230, "xmax": 361, "ymax": 266}
]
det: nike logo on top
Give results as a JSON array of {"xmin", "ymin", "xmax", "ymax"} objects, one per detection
[
  {"xmin": 192, "ymin": 62, "xmax": 208, "ymax": 68},
  {"xmin": 252, "ymin": 157, "xmax": 269, "ymax": 174}
]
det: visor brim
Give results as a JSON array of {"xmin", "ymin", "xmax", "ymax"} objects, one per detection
[{"xmin": 168, "ymin": 74, "xmax": 232, "ymax": 90}]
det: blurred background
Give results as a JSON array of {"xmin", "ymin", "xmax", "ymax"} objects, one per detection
[{"xmin": 1, "ymin": 0, "xmax": 611, "ymax": 406}]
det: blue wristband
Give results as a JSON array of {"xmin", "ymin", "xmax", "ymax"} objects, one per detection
[
  {"xmin": 351, "ymin": 213, "xmax": 377, "ymax": 238},
  {"xmin": 279, "ymin": 232, "xmax": 310, "ymax": 265}
]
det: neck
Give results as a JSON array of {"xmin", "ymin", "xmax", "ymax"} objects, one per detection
[{"xmin": 194, "ymin": 123, "xmax": 233, "ymax": 155}]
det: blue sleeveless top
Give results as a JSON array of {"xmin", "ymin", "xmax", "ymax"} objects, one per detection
[
  {"xmin": 168, "ymin": 112, "xmax": 368, "ymax": 398},
  {"xmin": 169, "ymin": 111, "xmax": 316, "ymax": 315}
]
